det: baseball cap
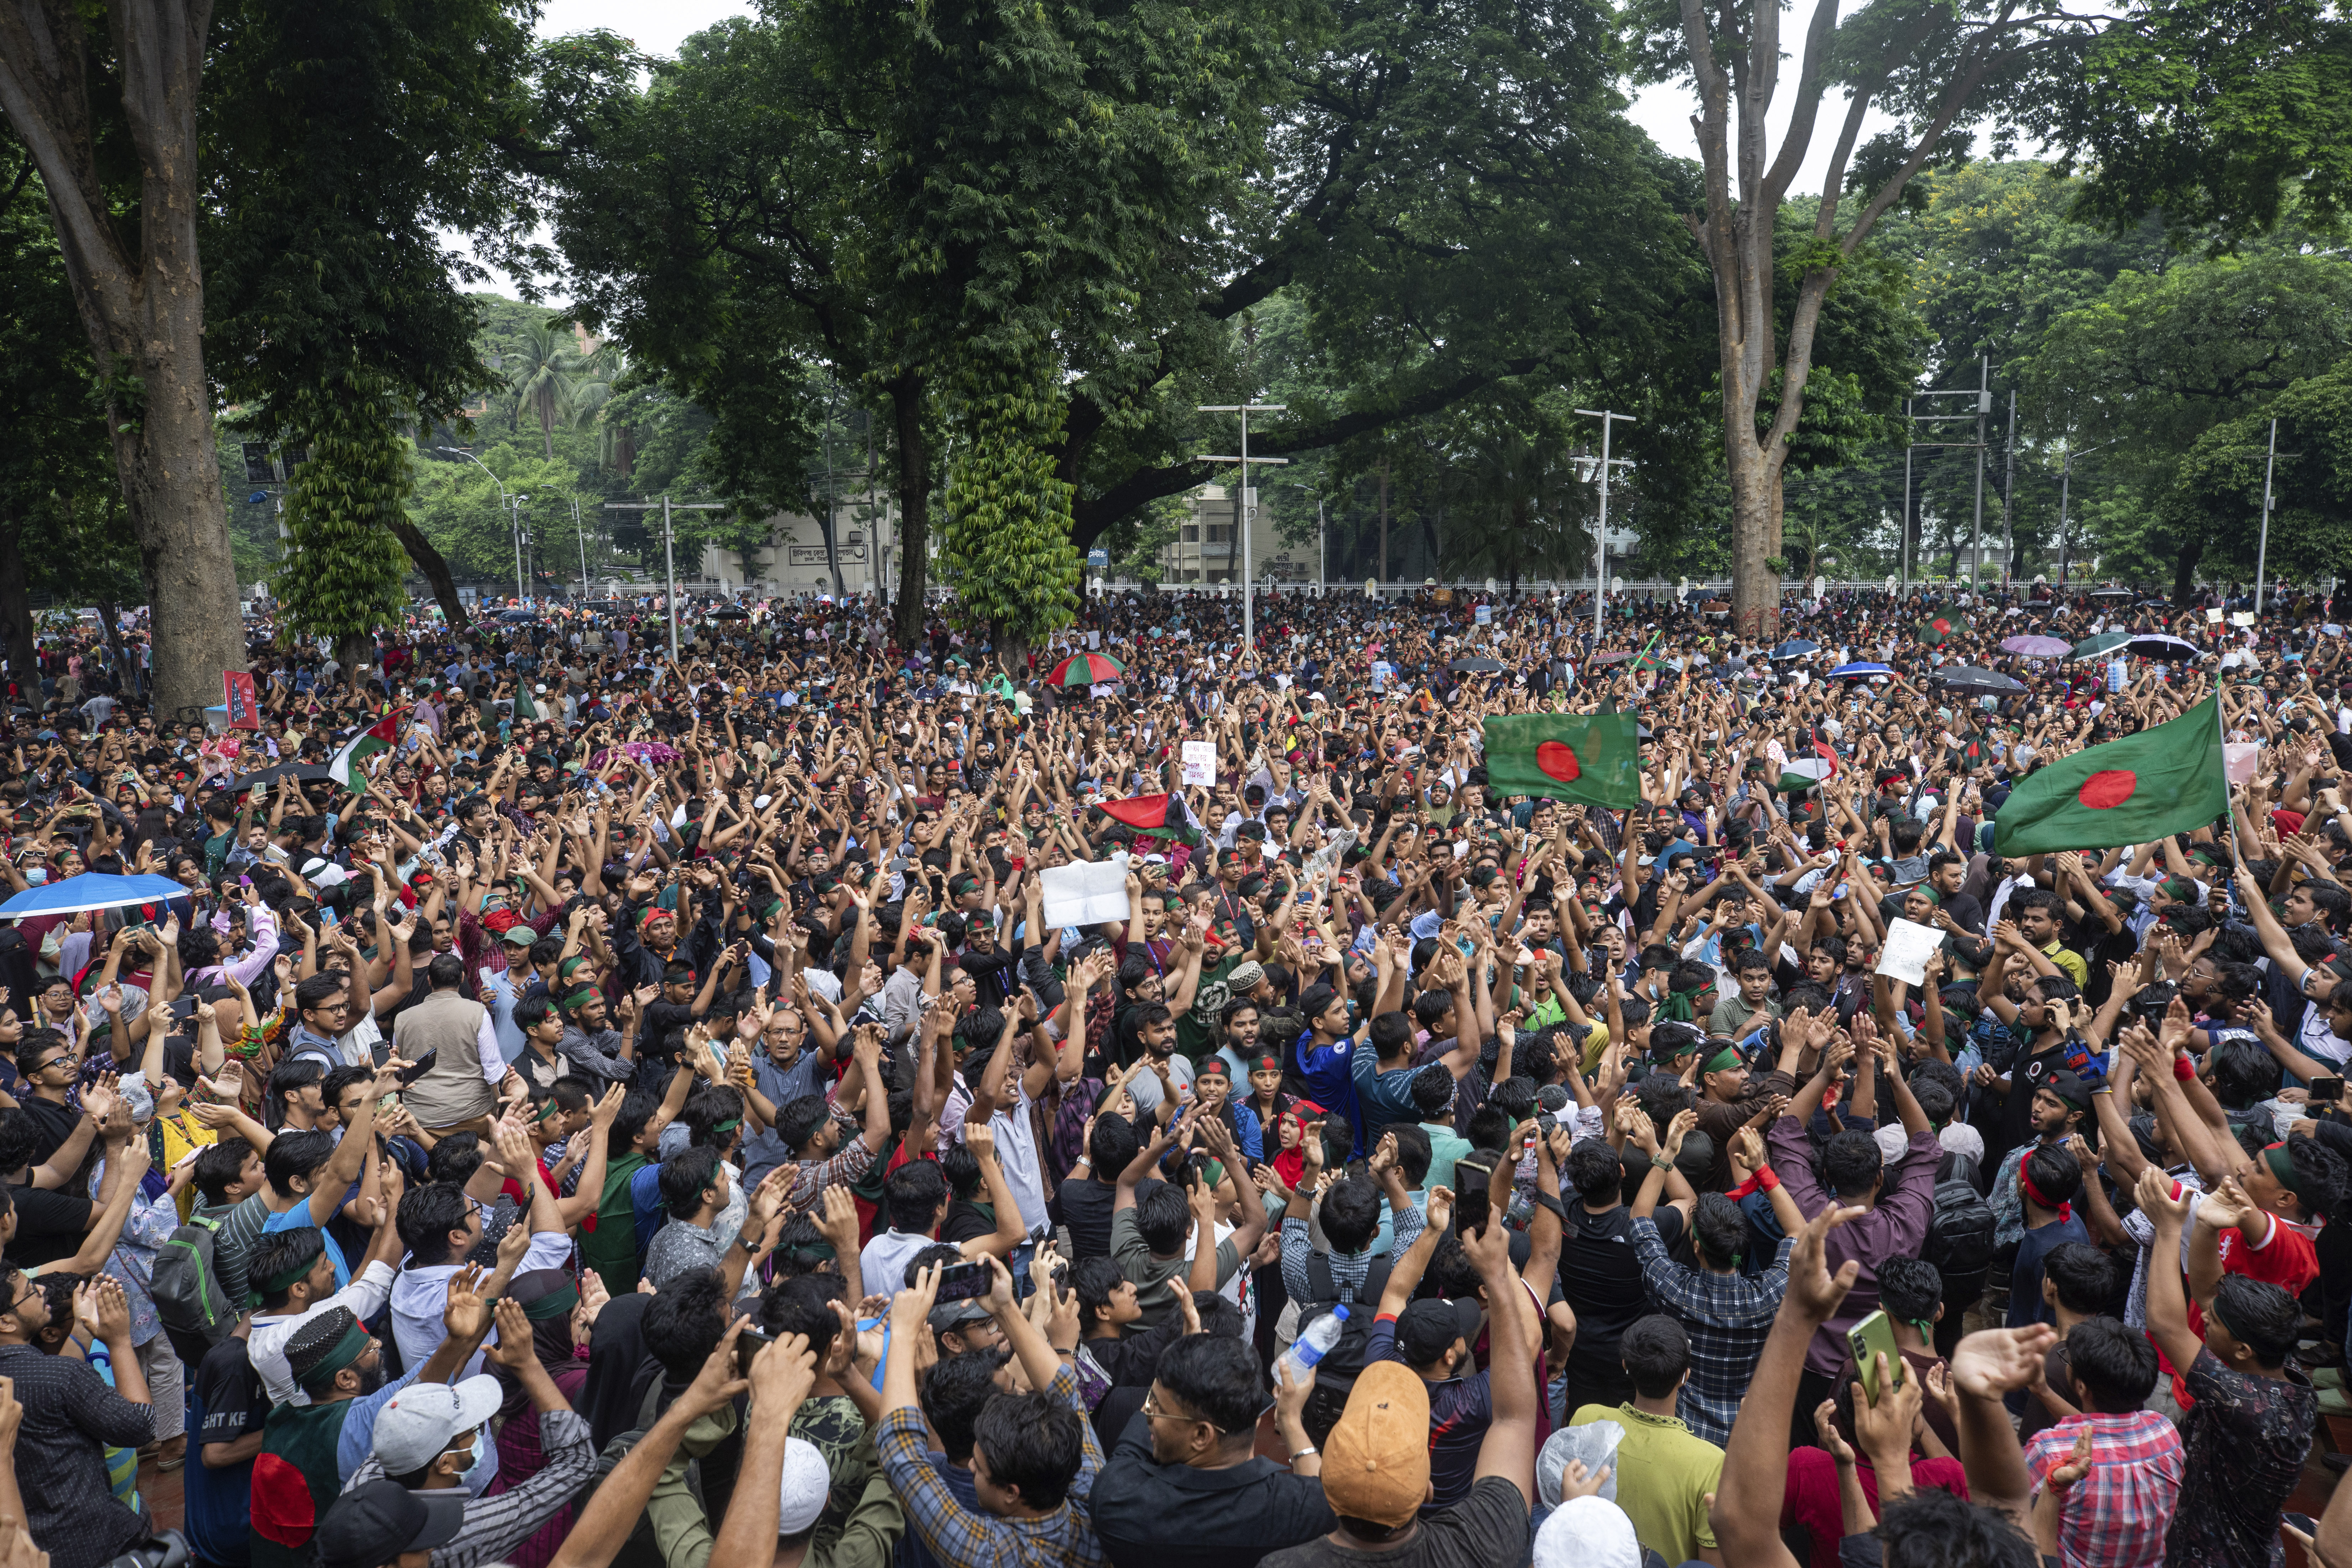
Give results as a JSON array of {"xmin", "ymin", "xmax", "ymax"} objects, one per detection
[
  {"xmin": 501, "ymin": 923, "xmax": 538, "ymax": 947},
  {"xmin": 310, "ymin": 1479, "xmax": 467, "ymax": 1568},
  {"xmin": 371, "ymin": 1374, "xmax": 503, "ymax": 1474},
  {"xmin": 1320, "ymin": 1361, "xmax": 1430, "ymax": 1527}
]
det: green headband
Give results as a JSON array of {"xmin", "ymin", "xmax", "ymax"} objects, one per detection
[
  {"xmin": 520, "ymin": 1282, "xmax": 580, "ymax": 1322},
  {"xmin": 711, "ymin": 1118, "xmax": 741, "ymax": 1134},
  {"xmin": 297, "ymin": 1320, "xmax": 372, "ymax": 1385},
  {"xmin": 253, "ymin": 1250, "xmax": 323, "ymax": 1306},
  {"xmin": 1703, "ymin": 1046, "xmax": 1743, "ymax": 1076},
  {"xmin": 2265, "ymin": 1141, "xmax": 2302, "ymax": 1195},
  {"xmin": 558, "ymin": 987, "xmax": 599, "ymax": 1012}
]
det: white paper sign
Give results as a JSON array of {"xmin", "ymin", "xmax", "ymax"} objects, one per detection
[
  {"xmin": 1040, "ymin": 853, "xmax": 1133, "ymax": 929},
  {"xmin": 2206, "ymin": 607, "xmax": 2224, "ymax": 623},
  {"xmin": 1875, "ymin": 918, "xmax": 1943, "ymax": 986},
  {"xmin": 1181, "ymin": 740, "xmax": 1218, "ymax": 787}
]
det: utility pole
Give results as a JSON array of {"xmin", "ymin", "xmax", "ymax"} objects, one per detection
[
  {"xmin": 1902, "ymin": 402, "xmax": 1911, "ymax": 597},
  {"xmin": 2000, "ymin": 388, "xmax": 2017, "ymax": 590},
  {"xmin": 1970, "ymin": 354, "xmax": 1989, "ymax": 592},
  {"xmin": 607, "ymin": 496, "xmax": 725, "ymax": 660},
  {"xmin": 2053, "ymin": 435, "xmax": 2119, "ymax": 589},
  {"xmin": 1575, "ymin": 409, "xmax": 1635, "ymax": 644},
  {"xmin": 1198, "ymin": 401, "xmax": 1286, "ymax": 656},
  {"xmin": 1908, "ymin": 378, "xmax": 1989, "ymax": 595},
  {"xmin": 2258, "ymin": 418, "xmax": 2279, "ymax": 613},
  {"xmin": 574, "ymin": 497, "xmax": 588, "ymax": 600},
  {"xmin": 511, "ymin": 492, "xmax": 530, "ymax": 603}
]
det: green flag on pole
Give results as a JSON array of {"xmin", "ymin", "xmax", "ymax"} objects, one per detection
[
  {"xmin": 1481, "ymin": 712, "xmax": 1642, "ymax": 808},
  {"xmin": 1992, "ymin": 694, "xmax": 2229, "ymax": 855}
]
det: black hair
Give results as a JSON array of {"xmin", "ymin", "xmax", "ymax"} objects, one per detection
[
  {"xmin": 1155, "ymin": 1333, "xmax": 1266, "ymax": 1436},
  {"xmin": 1410, "ymin": 1063, "xmax": 1456, "ymax": 1119},
  {"xmin": 2210, "ymin": 1273, "xmax": 2302, "ymax": 1368},
  {"xmin": 426, "ymin": 953, "xmax": 465, "ymax": 990},
  {"xmin": 2064, "ymin": 1318, "xmax": 2159, "ymax": 1413},
  {"xmin": 1385, "ymin": 1122, "xmax": 1433, "ymax": 1188},
  {"xmin": 1320, "ymin": 1173, "xmax": 1381, "ymax": 1254},
  {"xmin": 263, "ymin": 1129, "xmax": 337, "ymax": 1197},
  {"xmin": 613, "ymin": 1090, "xmax": 664, "ymax": 1151},
  {"xmin": 683, "ymin": 1085, "xmax": 745, "ymax": 1151},
  {"xmin": 1911, "ymin": 1077, "xmax": 1955, "ymax": 1127},
  {"xmin": 659, "ymin": 1146, "xmax": 724, "ymax": 1220},
  {"xmin": 643, "ymin": 1267, "xmax": 732, "ymax": 1380},
  {"xmin": 1134, "ymin": 1181, "xmax": 1192, "ymax": 1255},
  {"xmin": 321, "ymin": 1064, "xmax": 372, "ymax": 1109},
  {"xmin": 2040, "ymin": 1242, "xmax": 2113, "ymax": 1316},
  {"xmin": 1488, "ymin": 1076, "xmax": 1537, "ymax": 1124},
  {"xmin": 1821, "ymin": 1130, "xmax": 1883, "ymax": 1199},
  {"xmin": 1565, "ymin": 1141, "xmax": 1624, "ymax": 1206},
  {"xmin": 922, "ymin": 1350, "xmax": 1011, "ymax": 1462},
  {"xmin": 2281, "ymin": 1131, "xmax": 2350, "ymax": 1221},
  {"xmin": 249, "ymin": 1226, "xmax": 327, "ymax": 1310},
  {"xmin": 1088, "ymin": 1112, "xmax": 1139, "ymax": 1176},
  {"xmin": 1690, "ymin": 1192, "xmax": 1746, "ymax": 1271},
  {"xmin": 192, "ymin": 1139, "xmax": 255, "ymax": 1206},
  {"xmin": 2021, "ymin": 1145, "xmax": 2082, "ymax": 1212},
  {"xmin": 972, "ymin": 1389, "xmax": 1086, "ymax": 1510},
  {"xmin": 1878, "ymin": 1487, "xmax": 2036, "ymax": 1568},
  {"xmin": 885, "ymin": 1157, "xmax": 950, "ymax": 1235},
  {"xmin": 426, "ymin": 1132, "xmax": 484, "ymax": 1187},
  {"xmin": 514, "ymin": 994, "xmax": 554, "ymax": 1033},
  {"xmin": 1072, "ymin": 1255, "xmax": 1127, "ymax": 1331},
  {"xmin": 941, "ymin": 1142, "xmax": 983, "ymax": 1201},
  {"xmin": 1464, "ymin": 1105, "xmax": 1513, "ymax": 1154},
  {"xmin": 2206, "ymin": 1036, "xmax": 2283, "ymax": 1111},
  {"xmin": 1620, "ymin": 1314, "xmax": 1690, "ymax": 1399},
  {"xmin": 395, "ymin": 1183, "xmax": 475, "ymax": 1267},
  {"xmin": 775, "ymin": 1094, "xmax": 834, "ymax": 1156},
  {"xmin": 758, "ymin": 1271, "xmax": 845, "ymax": 1366},
  {"xmin": 1876, "ymin": 1256, "xmax": 1943, "ymax": 1326}
]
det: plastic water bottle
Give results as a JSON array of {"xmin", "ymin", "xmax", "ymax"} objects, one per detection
[{"xmin": 1279, "ymin": 1305, "xmax": 1349, "ymax": 1384}]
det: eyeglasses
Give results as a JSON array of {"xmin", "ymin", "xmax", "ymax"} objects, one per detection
[{"xmin": 1139, "ymin": 1388, "xmax": 1211, "ymax": 1427}]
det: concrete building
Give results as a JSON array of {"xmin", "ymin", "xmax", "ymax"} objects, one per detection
[
  {"xmin": 690, "ymin": 503, "xmax": 914, "ymax": 595},
  {"xmin": 1155, "ymin": 484, "xmax": 1318, "ymax": 585}
]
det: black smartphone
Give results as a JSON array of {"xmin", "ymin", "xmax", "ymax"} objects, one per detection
[
  {"xmin": 395, "ymin": 1051, "xmax": 438, "ymax": 1084},
  {"xmin": 1453, "ymin": 1157, "xmax": 1495, "ymax": 1236},
  {"xmin": 2314, "ymin": 1077, "xmax": 2345, "ymax": 1104},
  {"xmin": 932, "ymin": 1260, "xmax": 993, "ymax": 1303}
]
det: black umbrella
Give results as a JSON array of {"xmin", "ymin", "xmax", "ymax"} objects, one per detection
[
  {"xmin": 496, "ymin": 607, "xmax": 537, "ymax": 621},
  {"xmin": 706, "ymin": 607, "xmax": 751, "ymax": 621},
  {"xmin": 2126, "ymin": 633, "xmax": 2204, "ymax": 659},
  {"xmin": 2090, "ymin": 587, "xmax": 2133, "ymax": 600},
  {"xmin": 226, "ymin": 762, "xmax": 333, "ymax": 793},
  {"xmin": 1448, "ymin": 657, "xmax": 1505, "ymax": 673},
  {"xmin": 1930, "ymin": 665, "xmax": 2026, "ymax": 696}
]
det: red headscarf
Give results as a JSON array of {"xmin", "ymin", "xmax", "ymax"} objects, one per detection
[{"xmin": 1273, "ymin": 1099, "xmax": 1326, "ymax": 1190}]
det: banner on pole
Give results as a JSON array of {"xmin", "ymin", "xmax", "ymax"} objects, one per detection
[{"xmin": 224, "ymin": 671, "xmax": 261, "ymax": 730}]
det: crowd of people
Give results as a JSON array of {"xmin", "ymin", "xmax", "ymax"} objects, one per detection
[{"xmin": 2, "ymin": 575, "xmax": 2352, "ymax": 1568}]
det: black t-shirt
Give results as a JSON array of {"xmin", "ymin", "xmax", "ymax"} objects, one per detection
[
  {"xmin": 941, "ymin": 1197, "xmax": 997, "ymax": 1247},
  {"xmin": 14, "ymin": 1096, "xmax": 83, "ymax": 1168},
  {"xmin": 1558, "ymin": 1201, "xmax": 1684, "ymax": 1388},
  {"xmin": 4, "ymin": 1181, "xmax": 95, "ymax": 1268},
  {"xmin": 194, "ymin": 1336, "xmax": 267, "ymax": 1451},
  {"xmin": 1993, "ymin": 1039, "xmax": 2071, "ymax": 1167},
  {"xmin": 1052, "ymin": 1174, "xmax": 1119, "ymax": 1262},
  {"xmin": 1259, "ymin": 1475, "xmax": 1530, "ymax": 1568}
]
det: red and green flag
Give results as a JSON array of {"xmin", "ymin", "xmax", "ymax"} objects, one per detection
[
  {"xmin": 1100, "ymin": 792, "xmax": 1202, "ymax": 845},
  {"xmin": 1918, "ymin": 604, "xmax": 1966, "ymax": 645},
  {"xmin": 1778, "ymin": 741, "xmax": 1842, "ymax": 793},
  {"xmin": 1481, "ymin": 712, "xmax": 1641, "ymax": 808},
  {"xmin": 327, "ymin": 708, "xmax": 403, "ymax": 793},
  {"xmin": 1992, "ymin": 693, "xmax": 2228, "ymax": 855}
]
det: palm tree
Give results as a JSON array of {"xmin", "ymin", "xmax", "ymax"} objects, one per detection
[{"xmin": 506, "ymin": 322, "xmax": 586, "ymax": 459}]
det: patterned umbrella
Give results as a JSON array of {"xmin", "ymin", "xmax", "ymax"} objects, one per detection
[
  {"xmin": 1046, "ymin": 651, "xmax": 1126, "ymax": 688},
  {"xmin": 2000, "ymin": 636, "xmax": 2070, "ymax": 657}
]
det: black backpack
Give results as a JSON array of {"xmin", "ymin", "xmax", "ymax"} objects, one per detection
[
  {"xmin": 1924, "ymin": 1172, "xmax": 1995, "ymax": 1278},
  {"xmin": 153, "ymin": 1213, "xmax": 236, "ymax": 1349},
  {"xmin": 1296, "ymin": 1252, "xmax": 1395, "ymax": 1444}
]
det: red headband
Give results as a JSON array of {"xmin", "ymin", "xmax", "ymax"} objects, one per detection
[{"xmin": 2017, "ymin": 1150, "xmax": 2071, "ymax": 1223}]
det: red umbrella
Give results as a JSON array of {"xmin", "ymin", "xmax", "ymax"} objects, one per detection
[{"xmin": 1046, "ymin": 650, "xmax": 1126, "ymax": 688}]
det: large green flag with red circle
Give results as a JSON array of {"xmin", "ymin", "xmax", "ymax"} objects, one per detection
[
  {"xmin": 1481, "ymin": 712, "xmax": 1641, "ymax": 808},
  {"xmin": 1918, "ymin": 604, "xmax": 1966, "ymax": 645},
  {"xmin": 1992, "ymin": 694, "xmax": 2228, "ymax": 855}
]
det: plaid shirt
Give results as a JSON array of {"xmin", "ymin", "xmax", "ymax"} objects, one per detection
[
  {"xmin": 1629, "ymin": 1217, "xmax": 1792, "ymax": 1445},
  {"xmin": 781, "ymin": 1109, "xmax": 879, "ymax": 1214},
  {"xmin": 2023, "ymin": 1410, "xmax": 2184, "ymax": 1568},
  {"xmin": 877, "ymin": 1365, "xmax": 1106, "ymax": 1568}
]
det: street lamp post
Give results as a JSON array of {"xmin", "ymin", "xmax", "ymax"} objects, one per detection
[
  {"xmin": 605, "ymin": 496, "xmax": 728, "ymax": 660},
  {"xmin": 1198, "ymin": 402, "xmax": 1286, "ymax": 657},
  {"xmin": 510, "ymin": 493, "xmax": 530, "ymax": 603},
  {"xmin": 2054, "ymin": 436, "xmax": 2120, "ymax": 589},
  {"xmin": 435, "ymin": 445, "xmax": 513, "ymax": 604},
  {"xmin": 1574, "ymin": 409, "xmax": 1634, "ymax": 644}
]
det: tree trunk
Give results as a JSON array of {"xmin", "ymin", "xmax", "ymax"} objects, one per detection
[
  {"xmin": 1728, "ymin": 442, "xmax": 1781, "ymax": 640},
  {"xmin": 889, "ymin": 376, "xmax": 929, "ymax": 648},
  {"xmin": 386, "ymin": 511, "xmax": 470, "ymax": 629},
  {"xmin": 2173, "ymin": 535, "xmax": 2206, "ymax": 603},
  {"xmin": 0, "ymin": 0, "xmax": 248, "ymax": 723},
  {"xmin": 0, "ymin": 522, "xmax": 37, "ymax": 710},
  {"xmin": 94, "ymin": 595, "xmax": 131, "ymax": 694}
]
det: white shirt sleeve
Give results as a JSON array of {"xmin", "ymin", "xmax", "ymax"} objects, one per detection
[{"xmin": 477, "ymin": 1012, "xmax": 507, "ymax": 1082}]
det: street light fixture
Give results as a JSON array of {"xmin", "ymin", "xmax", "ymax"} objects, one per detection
[
  {"xmin": 2053, "ymin": 436, "xmax": 2121, "ymax": 590},
  {"xmin": 434, "ymin": 447, "xmax": 530, "ymax": 604}
]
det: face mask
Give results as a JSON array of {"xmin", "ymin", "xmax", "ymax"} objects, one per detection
[{"xmin": 458, "ymin": 1430, "xmax": 497, "ymax": 1498}]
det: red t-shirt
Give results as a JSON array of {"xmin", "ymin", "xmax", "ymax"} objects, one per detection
[
  {"xmin": 1783, "ymin": 1449, "xmax": 1970, "ymax": 1568},
  {"xmin": 2158, "ymin": 1197, "xmax": 2316, "ymax": 1408}
]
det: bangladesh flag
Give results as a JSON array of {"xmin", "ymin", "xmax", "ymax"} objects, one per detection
[
  {"xmin": 1481, "ymin": 712, "xmax": 1641, "ymax": 808},
  {"xmin": 1919, "ymin": 604, "xmax": 1966, "ymax": 645},
  {"xmin": 327, "ymin": 709, "xmax": 403, "ymax": 793},
  {"xmin": 1100, "ymin": 792, "xmax": 1203, "ymax": 845},
  {"xmin": 1992, "ymin": 693, "xmax": 2228, "ymax": 855}
]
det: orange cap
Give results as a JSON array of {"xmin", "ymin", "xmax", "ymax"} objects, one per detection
[{"xmin": 1321, "ymin": 1362, "xmax": 1431, "ymax": 1527}]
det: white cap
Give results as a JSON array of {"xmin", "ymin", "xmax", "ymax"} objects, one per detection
[
  {"xmin": 371, "ymin": 1374, "xmax": 503, "ymax": 1474},
  {"xmin": 777, "ymin": 1437, "xmax": 830, "ymax": 1534},
  {"xmin": 1532, "ymin": 1497, "xmax": 1641, "ymax": 1568}
]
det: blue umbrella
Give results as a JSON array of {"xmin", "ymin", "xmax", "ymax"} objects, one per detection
[
  {"xmin": 1771, "ymin": 639, "xmax": 1822, "ymax": 659},
  {"xmin": 1828, "ymin": 662, "xmax": 1892, "ymax": 678},
  {"xmin": 0, "ymin": 873, "xmax": 189, "ymax": 921}
]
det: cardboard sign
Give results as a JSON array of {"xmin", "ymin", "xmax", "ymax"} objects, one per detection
[
  {"xmin": 1181, "ymin": 740, "xmax": 1218, "ymax": 787},
  {"xmin": 223, "ymin": 670, "xmax": 261, "ymax": 730}
]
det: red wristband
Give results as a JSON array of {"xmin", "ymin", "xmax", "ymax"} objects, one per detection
[
  {"xmin": 1757, "ymin": 1165, "xmax": 1780, "ymax": 1192},
  {"xmin": 2174, "ymin": 1052, "xmax": 2196, "ymax": 1082}
]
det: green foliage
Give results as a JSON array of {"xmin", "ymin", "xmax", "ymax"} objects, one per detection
[
  {"xmin": 273, "ymin": 374, "xmax": 414, "ymax": 650},
  {"xmin": 939, "ymin": 361, "xmax": 1083, "ymax": 647},
  {"xmin": 2167, "ymin": 364, "xmax": 2352, "ymax": 582}
]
